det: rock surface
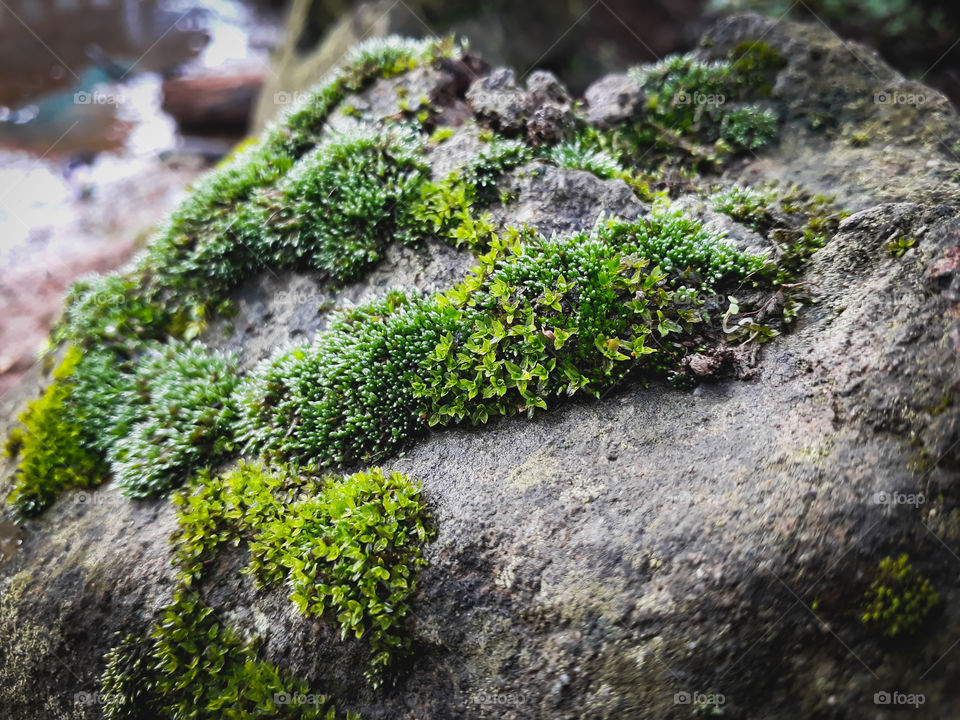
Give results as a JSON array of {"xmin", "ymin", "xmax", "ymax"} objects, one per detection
[{"xmin": 5, "ymin": 14, "xmax": 960, "ymax": 720}]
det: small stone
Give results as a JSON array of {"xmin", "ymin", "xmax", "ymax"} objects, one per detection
[{"xmin": 583, "ymin": 73, "xmax": 645, "ymax": 128}]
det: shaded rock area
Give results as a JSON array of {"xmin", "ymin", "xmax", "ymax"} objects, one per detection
[{"xmin": 6, "ymin": 13, "xmax": 960, "ymax": 720}]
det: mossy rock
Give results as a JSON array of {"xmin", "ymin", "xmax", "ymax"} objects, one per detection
[{"xmin": 3, "ymin": 15, "xmax": 960, "ymax": 720}]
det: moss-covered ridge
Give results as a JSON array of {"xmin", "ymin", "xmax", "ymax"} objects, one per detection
[
  {"xmin": 5, "ymin": 33, "xmax": 800, "ymax": 517},
  {"xmin": 0, "ymin": 29, "xmax": 839, "ymax": 719},
  {"xmin": 101, "ymin": 463, "xmax": 429, "ymax": 718}
]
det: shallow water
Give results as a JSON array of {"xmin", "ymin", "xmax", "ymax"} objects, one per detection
[
  {"xmin": 0, "ymin": 0, "xmax": 283, "ymax": 393},
  {"xmin": 0, "ymin": 0, "xmax": 280, "ymax": 155}
]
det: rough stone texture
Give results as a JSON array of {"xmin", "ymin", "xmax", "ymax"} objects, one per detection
[
  {"xmin": 583, "ymin": 73, "xmax": 646, "ymax": 128},
  {"xmin": 5, "ymin": 14, "xmax": 960, "ymax": 720}
]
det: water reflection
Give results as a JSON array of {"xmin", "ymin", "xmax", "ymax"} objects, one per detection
[{"xmin": 0, "ymin": 0, "xmax": 273, "ymax": 155}]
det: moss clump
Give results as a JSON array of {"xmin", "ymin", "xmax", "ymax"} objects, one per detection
[
  {"xmin": 257, "ymin": 127, "xmax": 427, "ymax": 281},
  {"xmin": 236, "ymin": 292, "xmax": 459, "ymax": 467},
  {"xmin": 414, "ymin": 136, "xmax": 530, "ymax": 250},
  {"xmin": 6, "ymin": 341, "xmax": 238, "ymax": 513},
  {"xmin": 627, "ymin": 42, "xmax": 784, "ymax": 154},
  {"xmin": 107, "ymin": 341, "xmax": 240, "ymax": 497},
  {"xmin": 148, "ymin": 126, "xmax": 429, "ymax": 308},
  {"xmin": 52, "ymin": 273, "xmax": 172, "ymax": 352},
  {"xmin": 141, "ymin": 37, "xmax": 454, "ymax": 290},
  {"xmin": 101, "ymin": 462, "xmax": 428, "ymax": 714},
  {"xmin": 710, "ymin": 184, "xmax": 776, "ymax": 230},
  {"xmin": 860, "ymin": 554, "xmax": 939, "ymax": 637},
  {"xmin": 6, "ymin": 347, "xmax": 106, "ymax": 516},
  {"xmin": 170, "ymin": 463, "xmax": 432, "ymax": 685},
  {"xmin": 238, "ymin": 200, "xmax": 769, "ymax": 463},
  {"xmin": 101, "ymin": 597, "xmax": 351, "ymax": 720},
  {"xmin": 546, "ymin": 138, "xmax": 626, "ymax": 180},
  {"xmin": 414, "ymin": 208, "xmax": 767, "ymax": 426},
  {"xmin": 249, "ymin": 467, "xmax": 433, "ymax": 681}
]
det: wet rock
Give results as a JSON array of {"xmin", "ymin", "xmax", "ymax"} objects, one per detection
[
  {"xmin": 466, "ymin": 67, "xmax": 529, "ymax": 134},
  {"xmin": 7, "ymin": 13, "xmax": 960, "ymax": 720},
  {"xmin": 583, "ymin": 73, "xmax": 645, "ymax": 128}
]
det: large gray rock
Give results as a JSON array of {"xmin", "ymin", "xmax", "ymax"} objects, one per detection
[{"xmin": 5, "ymin": 14, "xmax": 960, "ymax": 720}]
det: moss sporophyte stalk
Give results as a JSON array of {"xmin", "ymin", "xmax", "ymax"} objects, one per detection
[{"xmin": 0, "ymin": 30, "xmax": 832, "ymax": 715}]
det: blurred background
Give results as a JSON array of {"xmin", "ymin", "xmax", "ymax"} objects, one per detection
[{"xmin": 1, "ymin": 0, "xmax": 958, "ymax": 393}]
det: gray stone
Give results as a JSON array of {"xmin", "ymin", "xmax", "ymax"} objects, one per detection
[{"xmin": 583, "ymin": 73, "xmax": 645, "ymax": 128}]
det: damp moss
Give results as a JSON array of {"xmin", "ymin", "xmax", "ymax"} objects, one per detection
[
  {"xmin": 628, "ymin": 42, "xmax": 784, "ymax": 154},
  {"xmin": 860, "ymin": 554, "xmax": 939, "ymax": 637},
  {"xmin": 99, "ymin": 461, "xmax": 430, "ymax": 715},
  {"xmin": 6, "ymin": 348, "xmax": 106, "ymax": 516},
  {"xmin": 237, "ymin": 199, "xmax": 770, "ymax": 465}
]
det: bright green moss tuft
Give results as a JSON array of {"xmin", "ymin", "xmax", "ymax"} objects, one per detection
[
  {"xmin": 141, "ymin": 36, "xmax": 457, "ymax": 311},
  {"xmin": 257, "ymin": 126, "xmax": 428, "ymax": 281},
  {"xmin": 53, "ymin": 273, "xmax": 172, "ymax": 352},
  {"xmin": 6, "ymin": 347, "xmax": 106, "ymax": 516},
  {"xmin": 861, "ymin": 554, "xmax": 939, "ymax": 637},
  {"xmin": 101, "ymin": 595, "xmax": 352, "ymax": 720},
  {"xmin": 719, "ymin": 106, "xmax": 779, "ymax": 149},
  {"xmin": 413, "ymin": 136, "xmax": 529, "ymax": 250},
  {"xmin": 546, "ymin": 138, "xmax": 626, "ymax": 179},
  {"xmin": 710, "ymin": 184, "xmax": 776, "ymax": 230},
  {"xmin": 109, "ymin": 341, "xmax": 240, "ymax": 498},
  {"xmin": 169, "ymin": 462, "xmax": 433, "ymax": 683},
  {"xmin": 171, "ymin": 462, "xmax": 305, "ymax": 585},
  {"xmin": 249, "ymin": 467, "xmax": 433, "ymax": 681},
  {"xmin": 6, "ymin": 341, "xmax": 239, "ymax": 512},
  {"xmin": 628, "ymin": 42, "xmax": 783, "ymax": 153}
]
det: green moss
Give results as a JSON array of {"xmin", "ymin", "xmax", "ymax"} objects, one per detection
[
  {"xmin": 769, "ymin": 188, "xmax": 847, "ymax": 283},
  {"xmin": 413, "ymin": 136, "xmax": 529, "ymax": 250},
  {"xmin": 413, "ymin": 207, "xmax": 767, "ymax": 426},
  {"xmin": 627, "ymin": 42, "xmax": 784, "ymax": 156},
  {"xmin": 257, "ymin": 126, "xmax": 428, "ymax": 281},
  {"xmin": 53, "ymin": 273, "xmax": 172, "ymax": 352},
  {"xmin": 100, "ymin": 461, "xmax": 427, "ymax": 715},
  {"xmin": 860, "ymin": 554, "xmax": 938, "ymax": 637},
  {"xmin": 101, "ymin": 596, "xmax": 351, "ymax": 720},
  {"xmin": 546, "ymin": 138, "xmax": 626, "ymax": 179},
  {"xmin": 237, "ymin": 292, "xmax": 459, "ymax": 467},
  {"xmin": 6, "ymin": 341, "xmax": 239, "ymax": 512},
  {"xmin": 7, "ymin": 348, "xmax": 106, "ymax": 516},
  {"xmin": 3, "ymin": 427, "xmax": 23, "ymax": 458},
  {"xmin": 170, "ymin": 463, "xmax": 433, "ymax": 684},
  {"xmin": 108, "ymin": 341, "xmax": 241, "ymax": 498},
  {"xmin": 248, "ymin": 467, "xmax": 433, "ymax": 681},
  {"xmin": 710, "ymin": 184, "xmax": 776, "ymax": 230},
  {"xmin": 885, "ymin": 235, "xmax": 917, "ymax": 257},
  {"xmin": 238, "ymin": 200, "xmax": 769, "ymax": 463}
]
